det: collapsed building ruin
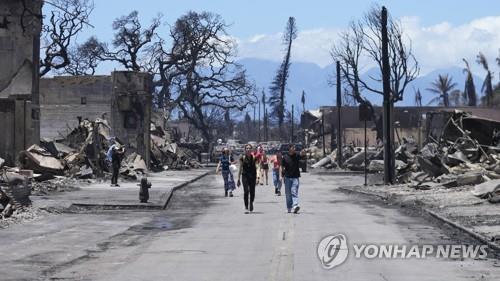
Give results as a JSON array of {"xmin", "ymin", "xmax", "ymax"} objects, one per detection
[
  {"xmin": 307, "ymin": 107, "xmax": 500, "ymax": 203},
  {"xmin": 40, "ymin": 71, "xmax": 152, "ymax": 165},
  {"xmin": 0, "ymin": 0, "xmax": 42, "ymax": 166}
]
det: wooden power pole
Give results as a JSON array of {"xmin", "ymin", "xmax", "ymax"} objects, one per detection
[
  {"xmin": 336, "ymin": 61, "xmax": 343, "ymax": 167},
  {"xmin": 381, "ymin": 6, "xmax": 395, "ymax": 184}
]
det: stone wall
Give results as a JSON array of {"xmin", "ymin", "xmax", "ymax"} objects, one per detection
[
  {"xmin": 40, "ymin": 76, "xmax": 113, "ymax": 139},
  {"xmin": 111, "ymin": 71, "xmax": 152, "ymax": 167},
  {"xmin": 0, "ymin": 0, "xmax": 41, "ymax": 165}
]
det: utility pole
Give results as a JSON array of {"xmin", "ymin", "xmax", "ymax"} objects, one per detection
[
  {"xmin": 381, "ymin": 6, "xmax": 395, "ymax": 184},
  {"xmin": 253, "ymin": 105, "xmax": 256, "ymax": 141},
  {"xmin": 258, "ymin": 99, "xmax": 261, "ymax": 142},
  {"xmin": 291, "ymin": 104, "xmax": 294, "ymax": 143},
  {"xmin": 262, "ymin": 90, "xmax": 267, "ymax": 142},
  {"xmin": 265, "ymin": 109, "xmax": 268, "ymax": 141},
  {"xmin": 322, "ymin": 111, "xmax": 326, "ymax": 157},
  {"xmin": 336, "ymin": 61, "xmax": 343, "ymax": 167}
]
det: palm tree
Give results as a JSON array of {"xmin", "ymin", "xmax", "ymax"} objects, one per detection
[
  {"xmin": 449, "ymin": 89, "xmax": 464, "ymax": 106},
  {"xmin": 463, "ymin": 59, "xmax": 477, "ymax": 106},
  {"xmin": 426, "ymin": 74, "xmax": 457, "ymax": 107},
  {"xmin": 414, "ymin": 88, "xmax": 422, "ymax": 107},
  {"xmin": 301, "ymin": 90, "xmax": 306, "ymax": 113},
  {"xmin": 477, "ymin": 52, "xmax": 494, "ymax": 106}
]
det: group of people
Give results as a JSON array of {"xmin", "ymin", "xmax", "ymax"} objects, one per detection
[{"xmin": 216, "ymin": 144, "xmax": 306, "ymax": 214}]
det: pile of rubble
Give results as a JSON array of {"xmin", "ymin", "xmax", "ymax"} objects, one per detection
[
  {"xmin": 0, "ymin": 118, "xmax": 203, "ymax": 220},
  {"xmin": 311, "ymin": 111, "xmax": 500, "ymax": 203},
  {"xmin": 150, "ymin": 125, "xmax": 202, "ymax": 171}
]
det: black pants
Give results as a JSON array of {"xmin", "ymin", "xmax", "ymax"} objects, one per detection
[
  {"xmin": 242, "ymin": 176, "xmax": 256, "ymax": 209},
  {"xmin": 111, "ymin": 164, "xmax": 119, "ymax": 184}
]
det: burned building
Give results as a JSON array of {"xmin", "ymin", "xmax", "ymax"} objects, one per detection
[
  {"xmin": 110, "ymin": 71, "xmax": 152, "ymax": 167},
  {"xmin": 0, "ymin": 0, "xmax": 42, "ymax": 166},
  {"xmin": 302, "ymin": 106, "xmax": 500, "ymax": 149},
  {"xmin": 40, "ymin": 76, "xmax": 113, "ymax": 139},
  {"xmin": 39, "ymin": 71, "xmax": 152, "ymax": 168}
]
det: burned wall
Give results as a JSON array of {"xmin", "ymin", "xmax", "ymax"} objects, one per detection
[
  {"xmin": 111, "ymin": 71, "xmax": 152, "ymax": 168},
  {"xmin": 39, "ymin": 76, "xmax": 113, "ymax": 139},
  {"xmin": 0, "ymin": 0, "xmax": 41, "ymax": 165}
]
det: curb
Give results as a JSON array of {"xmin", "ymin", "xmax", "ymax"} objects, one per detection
[
  {"xmin": 338, "ymin": 186, "xmax": 500, "ymax": 254},
  {"xmin": 70, "ymin": 203, "xmax": 163, "ymax": 210},
  {"xmin": 68, "ymin": 171, "xmax": 211, "ymax": 211},
  {"xmin": 424, "ymin": 209, "xmax": 500, "ymax": 253},
  {"xmin": 162, "ymin": 171, "xmax": 211, "ymax": 209}
]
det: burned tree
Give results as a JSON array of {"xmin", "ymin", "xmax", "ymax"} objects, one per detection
[
  {"xmin": 301, "ymin": 90, "xmax": 306, "ymax": 113},
  {"xmin": 414, "ymin": 88, "xmax": 422, "ymax": 107},
  {"xmin": 166, "ymin": 11, "xmax": 255, "ymax": 145},
  {"xmin": 269, "ymin": 17, "xmax": 297, "ymax": 137},
  {"xmin": 463, "ymin": 59, "xmax": 477, "ymax": 106},
  {"xmin": 100, "ymin": 11, "xmax": 161, "ymax": 72},
  {"xmin": 39, "ymin": 0, "xmax": 94, "ymax": 76},
  {"xmin": 477, "ymin": 52, "xmax": 494, "ymax": 107},
  {"xmin": 331, "ymin": 5, "xmax": 419, "ymax": 139},
  {"xmin": 63, "ymin": 36, "xmax": 104, "ymax": 75}
]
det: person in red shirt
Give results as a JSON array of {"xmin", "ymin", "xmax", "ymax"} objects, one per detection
[
  {"xmin": 260, "ymin": 151, "xmax": 269, "ymax": 186},
  {"xmin": 270, "ymin": 151, "xmax": 283, "ymax": 195},
  {"xmin": 254, "ymin": 145, "xmax": 264, "ymax": 185}
]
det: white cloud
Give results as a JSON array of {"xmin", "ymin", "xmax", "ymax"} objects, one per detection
[
  {"xmin": 236, "ymin": 28, "xmax": 341, "ymax": 67},
  {"xmin": 235, "ymin": 16, "xmax": 500, "ymax": 76}
]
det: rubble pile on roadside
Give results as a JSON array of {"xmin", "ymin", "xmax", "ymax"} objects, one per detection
[
  {"xmin": 310, "ymin": 111, "xmax": 500, "ymax": 203},
  {"xmin": 150, "ymin": 125, "xmax": 202, "ymax": 171},
  {"xmin": 0, "ymin": 118, "xmax": 204, "ymax": 220}
]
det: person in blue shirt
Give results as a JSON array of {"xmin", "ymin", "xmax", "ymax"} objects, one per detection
[{"xmin": 216, "ymin": 147, "xmax": 236, "ymax": 197}]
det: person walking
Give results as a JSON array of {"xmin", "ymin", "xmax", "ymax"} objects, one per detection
[
  {"xmin": 260, "ymin": 151, "xmax": 269, "ymax": 186},
  {"xmin": 270, "ymin": 151, "xmax": 282, "ymax": 196},
  {"xmin": 216, "ymin": 147, "xmax": 236, "ymax": 197},
  {"xmin": 237, "ymin": 144, "xmax": 257, "ymax": 213},
  {"xmin": 281, "ymin": 144, "xmax": 306, "ymax": 213},
  {"xmin": 254, "ymin": 145, "xmax": 263, "ymax": 185},
  {"xmin": 110, "ymin": 145, "xmax": 125, "ymax": 187}
]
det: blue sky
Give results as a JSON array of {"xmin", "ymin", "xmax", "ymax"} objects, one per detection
[{"xmin": 59, "ymin": 0, "xmax": 500, "ymax": 75}]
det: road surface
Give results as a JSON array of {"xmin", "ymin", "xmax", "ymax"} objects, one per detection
[{"xmin": 1, "ymin": 172, "xmax": 499, "ymax": 280}]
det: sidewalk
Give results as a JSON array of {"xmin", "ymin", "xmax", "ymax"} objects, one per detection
[
  {"xmin": 339, "ymin": 183, "xmax": 500, "ymax": 252},
  {"xmin": 32, "ymin": 169, "xmax": 211, "ymax": 211}
]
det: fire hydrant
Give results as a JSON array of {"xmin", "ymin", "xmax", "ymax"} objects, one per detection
[{"xmin": 139, "ymin": 177, "xmax": 151, "ymax": 203}]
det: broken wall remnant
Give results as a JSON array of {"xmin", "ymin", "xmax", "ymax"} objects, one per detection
[
  {"xmin": 0, "ymin": 99, "xmax": 33, "ymax": 166},
  {"xmin": 39, "ymin": 76, "xmax": 113, "ymax": 139},
  {"xmin": 111, "ymin": 71, "xmax": 152, "ymax": 168},
  {"xmin": 0, "ymin": 0, "xmax": 42, "ymax": 166}
]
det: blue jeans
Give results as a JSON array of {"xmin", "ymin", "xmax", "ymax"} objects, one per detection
[
  {"xmin": 284, "ymin": 177, "xmax": 299, "ymax": 210},
  {"xmin": 272, "ymin": 169, "xmax": 282, "ymax": 190},
  {"xmin": 221, "ymin": 170, "xmax": 235, "ymax": 191}
]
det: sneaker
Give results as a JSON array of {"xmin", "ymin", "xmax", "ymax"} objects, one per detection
[
  {"xmin": 293, "ymin": 206, "xmax": 300, "ymax": 214},
  {"xmin": 115, "ymin": 184, "xmax": 120, "ymax": 187},
  {"xmin": 277, "ymin": 191, "xmax": 281, "ymax": 196},
  {"xmin": 287, "ymin": 209, "xmax": 291, "ymax": 213},
  {"xmin": 275, "ymin": 188, "xmax": 278, "ymax": 194},
  {"xmin": 249, "ymin": 203, "xmax": 254, "ymax": 212},
  {"xmin": 225, "ymin": 191, "xmax": 228, "ymax": 197},
  {"xmin": 229, "ymin": 191, "xmax": 233, "ymax": 197}
]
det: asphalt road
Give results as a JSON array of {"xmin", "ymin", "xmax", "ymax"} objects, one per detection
[{"xmin": 2, "ymin": 172, "xmax": 500, "ymax": 280}]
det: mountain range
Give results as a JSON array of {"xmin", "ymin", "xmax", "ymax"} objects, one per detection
[{"xmin": 238, "ymin": 58, "xmax": 486, "ymax": 111}]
